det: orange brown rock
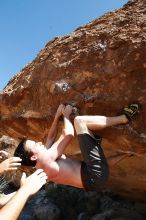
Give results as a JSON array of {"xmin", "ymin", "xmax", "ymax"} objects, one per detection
[{"xmin": 0, "ymin": 0, "xmax": 146, "ymax": 201}]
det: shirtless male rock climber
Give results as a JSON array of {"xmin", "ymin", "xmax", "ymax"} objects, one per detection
[{"xmin": 14, "ymin": 103, "xmax": 139, "ymax": 191}]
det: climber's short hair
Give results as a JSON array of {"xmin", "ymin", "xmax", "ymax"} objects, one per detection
[{"xmin": 14, "ymin": 138, "xmax": 36, "ymax": 167}]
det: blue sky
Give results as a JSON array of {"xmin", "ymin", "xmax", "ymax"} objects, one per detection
[{"xmin": 0, "ymin": 0, "xmax": 128, "ymax": 90}]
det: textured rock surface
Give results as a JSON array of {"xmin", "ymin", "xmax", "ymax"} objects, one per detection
[
  {"xmin": 0, "ymin": 0, "xmax": 146, "ymax": 201},
  {"xmin": 18, "ymin": 185, "xmax": 146, "ymax": 220}
]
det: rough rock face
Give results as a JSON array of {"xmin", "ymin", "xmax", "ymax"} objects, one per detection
[
  {"xmin": 0, "ymin": 0, "xmax": 146, "ymax": 201},
  {"xmin": 18, "ymin": 186, "xmax": 146, "ymax": 220}
]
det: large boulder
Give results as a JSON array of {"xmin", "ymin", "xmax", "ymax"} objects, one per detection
[{"xmin": 0, "ymin": 0, "xmax": 146, "ymax": 201}]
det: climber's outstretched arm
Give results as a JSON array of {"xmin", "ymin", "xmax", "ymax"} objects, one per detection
[{"xmin": 45, "ymin": 104, "xmax": 64, "ymax": 148}]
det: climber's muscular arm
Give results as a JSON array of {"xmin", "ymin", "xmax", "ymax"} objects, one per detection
[
  {"xmin": 45, "ymin": 104, "xmax": 64, "ymax": 148},
  {"xmin": 47, "ymin": 105, "xmax": 74, "ymax": 160}
]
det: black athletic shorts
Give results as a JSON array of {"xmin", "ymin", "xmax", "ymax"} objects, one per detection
[{"xmin": 78, "ymin": 133, "xmax": 109, "ymax": 192}]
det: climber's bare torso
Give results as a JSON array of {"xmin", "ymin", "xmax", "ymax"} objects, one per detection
[{"xmin": 36, "ymin": 151, "xmax": 84, "ymax": 188}]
